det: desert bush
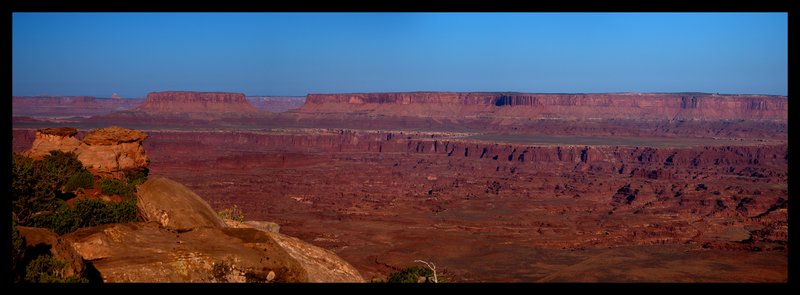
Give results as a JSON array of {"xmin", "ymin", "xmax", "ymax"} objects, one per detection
[
  {"xmin": 12, "ymin": 216, "xmax": 26, "ymax": 283},
  {"xmin": 100, "ymin": 178, "xmax": 135, "ymax": 199},
  {"xmin": 29, "ymin": 198, "xmax": 139, "ymax": 235},
  {"xmin": 218, "ymin": 205, "xmax": 245, "ymax": 222},
  {"xmin": 23, "ymin": 255, "xmax": 86, "ymax": 283},
  {"xmin": 64, "ymin": 170, "xmax": 94, "ymax": 192},
  {"xmin": 387, "ymin": 266, "xmax": 433, "ymax": 283},
  {"xmin": 124, "ymin": 168, "xmax": 149, "ymax": 186},
  {"xmin": 13, "ymin": 152, "xmax": 87, "ymax": 223},
  {"xmin": 73, "ymin": 198, "xmax": 138, "ymax": 228},
  {"xmin": 37, "ymin": 151, "xmax": 85, "ymax": 194},
  {"xmin": 12, "ymin": 153, "xmax": 39, "ymax": 200},
  {"xmin": 28, "ymin": 200, "xmax": 79, "ymax": 235}
]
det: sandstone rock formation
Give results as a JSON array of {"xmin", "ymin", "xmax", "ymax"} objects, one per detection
[
  {"xmin": 225, "ymin": 219, "xmax": 281, "ymax": 233},
  {"xmin": 58, "ymin": 176, "xmax": 364, "ymax": 282},
  {"xmin": 79, "ymin": 127, "xmax": 149, "ymax": 176},
  {"xmin": 222, "ymin": 219, "xmax": 360, "ymax": 282},
  {"xmin": 136, "ymin": 91, "xmax": 261, "ymax": 116},
  {"xmin": 25, "ymin": 126, "xmax": 149, "ymax": 178},
  {"xmin": 265, "ymin": 230, "xmax": 365, "ymax": 282},
  {"xmin": 27, "ymin": 128, "xmax": 82, "ymax": 156},
  {"xmin": 65, "ymin": 222, "xmax": 309, "ymax": 282},
  {"xmin": 300, "ymin": 92, "xmax": 787, "ymax": 122},
  {"xmin": 136, "ymin": 177, "xmax": 227, "ymax": 231}
]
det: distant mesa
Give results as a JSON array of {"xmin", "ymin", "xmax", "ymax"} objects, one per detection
[
  {"xmin": 300, "ymin": 92, "xmax": 787, "ymax": 122},
  {"xmin": 135, "ymin": 91, "xmax": 261, "ymax": 116},
  {"xmin": 12, "ymin": 95, "xmax": 145, "ymax": 118}
]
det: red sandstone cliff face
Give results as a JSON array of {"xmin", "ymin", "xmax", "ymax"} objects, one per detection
[
  {"xmin": 136, "ymin": 91, "xmax": 261, "ymax": 116},
  {"xmin": 300, "ymin": 92, "xmax": 787, "ymax": 122}
]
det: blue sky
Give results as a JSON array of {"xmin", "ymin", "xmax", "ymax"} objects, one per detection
[{"xmin": 12, "ymin": 13, "xmax": 788, "ymax": 97}]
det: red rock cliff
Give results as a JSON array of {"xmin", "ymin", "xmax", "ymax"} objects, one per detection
[
  {"xmin": 137, "ymin": 91, "xmax": 260, "ymax": 115},
  {"xmin": 300, "ymin": 92, "xmax": 787, "ymax": 122}
]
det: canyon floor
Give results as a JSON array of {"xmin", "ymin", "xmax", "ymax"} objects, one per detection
[{"xmin": 12, "ymin": 120, "xmax": 787, "ymax": 282}]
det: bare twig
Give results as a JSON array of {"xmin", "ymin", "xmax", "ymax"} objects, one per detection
[{"xmin": 414, "ymin": 260, "xmax": 437, "ymax": 283}]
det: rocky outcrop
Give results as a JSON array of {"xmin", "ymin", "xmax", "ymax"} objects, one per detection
[
  {"xmin": 78, "ymin": 127, "xmax": 149, "ymax": 176},
  {"xmin": 25, "ymin": 126, "xmax": 149, "ymax": 178},
  {"xmin": 136, "ymin": 91, "xmax": 260, "ymax": 116},
  {"xmin": 60, "ymin": 176, "xmax": 364, "ymax": 282},
  {"xmin": 300, "ymin": 92, "xmax": 788, "ymax": 122},
  {"xmin": 65, "ymin": 222, "xmax": 308, "ymax": 282},
  {"xmin": 222, "ymin": 219, "xmax": 361, "ymax": 282},
  {"xmin": 225, "ymin": 219, "xmax": 281, "ymax": 233},
  {"xmin": 266, "ymin": 230, "xmax": 364, "ymax": 282},
  {"xmin": 136, "ymin": 177, "xmax": 227, "ymax": 231},
  {"xmin": 27, "ymin": 128, "xmax": 82, "ymax": 156},
  {"xmin": 18, "ymin": 226, "xmax": 87, "ymax": 279}
]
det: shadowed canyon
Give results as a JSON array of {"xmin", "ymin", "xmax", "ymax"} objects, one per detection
[{"xmin": 12, "ymin": 91, "xmax": 787, "ymax": 282}]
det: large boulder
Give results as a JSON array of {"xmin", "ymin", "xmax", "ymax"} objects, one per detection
[
  {"xmin": 264, "ymin": 231, "xmax": 364, "ymax": 282},
  {"xmin": 135, "ymin": 177, "xmax": 227, "ymax": 231},
  {"xmin": 224, "ymin": 219, "xmax": 363, "ymax": 282}
]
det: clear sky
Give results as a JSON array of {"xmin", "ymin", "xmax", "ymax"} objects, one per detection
[{"xmin": 12, "ymin": 13, "xmax": 788, "ymax": 98}]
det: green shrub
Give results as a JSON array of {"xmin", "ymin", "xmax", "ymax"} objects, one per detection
[
  {"xmin": 73, "ymin": 198, "xmax": 139, "ymax": 228},
  {"xmin": 12, "ymin": 153, "xmax": 38, "ymax": 201},
  {"xmin": 37, "ymin": 151, "xmax": 85, "ymax": 194},
  {"xmin": 29, "ymin": 198, "xmax": 139, "ymax": 235},
  {"xmin": 12, "ymin": 216, "xmax": 26, "ymax": 283},
  {"xmin": 124, "ymin": 168, "xmax": 149, "ymax": 186},
  {"xmin": 387, "ymin": 266, "xmax": 433, "ymax": 283},
  {"xmin": 64, "ymin": 170, "xmax": 94, "ymax": 192},
  {"xmin": 218, "ymin": 205, "xmax": 245, "ymax": 222},
  {"xmin": 28, "ymin": 200, "xmax": 79, "ymax": 235},
  {"xmin": 13, "ymin": 151, "xmax": 87, "ymax": 223},
  {"xmin": 23, "ymin": 255, "xmax": 87, "ymax": 283},
  {"xmin": 100, "ymin": 178, "xmax": 135, "ymax": 199}
]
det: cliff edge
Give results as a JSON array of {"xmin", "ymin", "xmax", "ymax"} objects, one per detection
[{"xmin": 300, "ymin": 92, "xmax": 787, "ymax": 122}]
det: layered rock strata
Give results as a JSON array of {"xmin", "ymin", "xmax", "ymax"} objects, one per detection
[{"xmin": 300, "ymin": 92, "xmax": 787, "ymax": 122}]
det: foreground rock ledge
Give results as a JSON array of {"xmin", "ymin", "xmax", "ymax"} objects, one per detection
[{"xmin": 61, "ymin": 176, "xmax": 364, "ymax": 282}]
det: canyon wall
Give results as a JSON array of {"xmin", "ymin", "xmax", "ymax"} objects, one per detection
[
  {"xmin": 15, "ymin": 128, "xmax": 786, "ymax": 179},
  {"xmin": 300, "ymin": 92, "xmax": 787, "ymax": 122},
  {"xmin": 130, "ymin": 130, "xmax": 787, "ymax": 182}
]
